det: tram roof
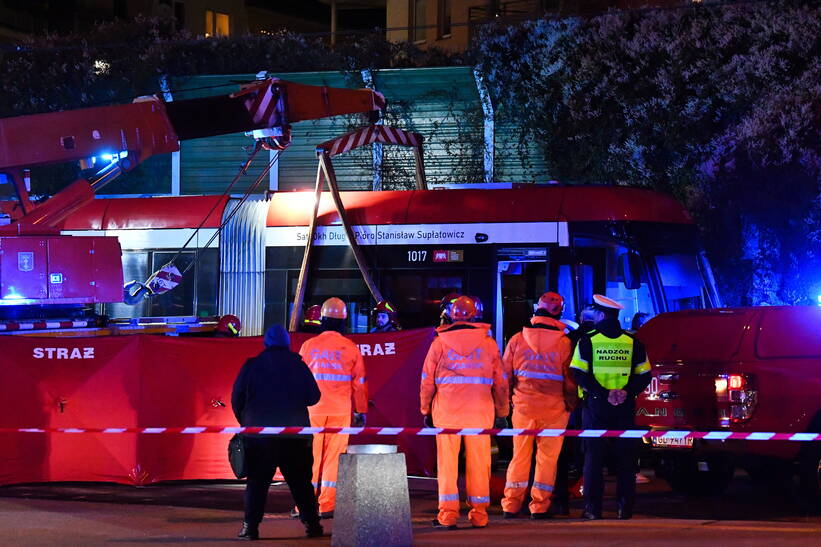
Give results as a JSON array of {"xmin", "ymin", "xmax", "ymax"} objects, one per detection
[{"xmin": 57, "ymin": 186, "xmax": 691, "ymax": 230}]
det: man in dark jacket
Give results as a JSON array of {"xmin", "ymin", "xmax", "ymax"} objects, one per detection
[{"xmin": 232, "ymin": 325, "xmax": 323, "ymax": 540}]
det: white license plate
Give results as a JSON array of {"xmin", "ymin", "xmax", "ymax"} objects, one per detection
[{"xmin": 650, "ymin": 436, "xmax": 694, "ymax": 448}]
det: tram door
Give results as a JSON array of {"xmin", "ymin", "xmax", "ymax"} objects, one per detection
[{"xmin": 495, "ymin": 251, "xmax": 547, "ymax": 350}]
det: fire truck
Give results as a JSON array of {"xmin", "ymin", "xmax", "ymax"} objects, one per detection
[{"xmin": 636, "ymin": 306, "xmax": 821, "ymax": 499}]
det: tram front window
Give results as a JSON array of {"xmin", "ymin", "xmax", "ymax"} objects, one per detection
[
  {"xmin": 555, "ymin": 240, "xmax": 654, "ymax": 330},
  {"xmin": 288, "ymin": 270, "xmax": 370, "ymax": 333},
  {"xmin": 604, "ymin": 246, "xmax": 654, "ymax": 330},
  {"xmin": 655, "ymin": 254, "xmax": 705, "ymax": 311}
]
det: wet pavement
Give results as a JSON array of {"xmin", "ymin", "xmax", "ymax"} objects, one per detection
[{"xmin": 0, "ymin": 470, "xmax": 818, "ymax": 545}]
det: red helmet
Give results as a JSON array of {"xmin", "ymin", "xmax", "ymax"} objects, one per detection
[
  {"xmin": 470, "ymin": 296, "xmax": 484, "ymax": 320},
  {"xmin": 303, "ymin": 305, "xmax": 322, "ymax": 326},
  {"xmin": 450, "ymin": 296, "xmax": 477, "ymax": 321},
  {"xmin": 439, "ymin": 292, "xmax": 460, "ymax": 313},
  {"xmin": 321, "ymin": 297, "xmax": 347, "ymax": 319},
  {"xmin": 537, "ymin": 292, "xmax": 565, "ymax": 316},
  {"xmin": 215, "ymin": 314, "xmax": 241, "ymax": 336},
  {"xmin": 372, "ymin": 301, "xmax": 398, "ymax": 322}
]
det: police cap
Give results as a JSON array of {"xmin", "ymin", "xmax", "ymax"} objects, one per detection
[{"xmin": 591, "ymin": 294, "xmax": 624, "ymax": 312}]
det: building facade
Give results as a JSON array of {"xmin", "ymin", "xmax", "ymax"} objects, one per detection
[
  {"xmin": 387, "ymin": 0, "xmax": 694, "ymax": 52},
  {"xmin": 0, "ymin": 0, "xmax": 250, "ymax": 40}
]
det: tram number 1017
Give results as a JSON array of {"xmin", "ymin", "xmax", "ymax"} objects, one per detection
[{"xmin": 407, "ymin": 250, "xmax": 428, "ymax": 262}]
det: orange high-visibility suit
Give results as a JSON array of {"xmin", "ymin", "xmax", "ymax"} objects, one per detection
[
  {"xmin": 299, "ymin": 330, "xmax": 368, "ymax": 513},
  {"xmin": 420, "ymin": 322, "xmax": 509, "ymax": 527},
  {"xmin": 501, "ymin": 315, "xmax": 577, "ymax": 515}
]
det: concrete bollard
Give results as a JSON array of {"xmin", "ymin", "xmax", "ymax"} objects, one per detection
[{"xmin": 331, "ymin": 444, "xmax": 412, "ymax": 547}]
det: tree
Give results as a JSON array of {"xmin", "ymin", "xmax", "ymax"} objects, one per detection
[{"xmin": 474, "ymin": 0, "xmax": 820, "ymax": 305}]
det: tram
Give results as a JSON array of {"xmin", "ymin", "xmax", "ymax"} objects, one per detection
[{"xmin": 61, "ymin": 184, "xmax": 721, "ymax": 344}]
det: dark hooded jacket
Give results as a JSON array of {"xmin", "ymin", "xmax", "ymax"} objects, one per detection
[{"xmin": 231, "ymin": 326, "xmax": 321, "ymax": 427}]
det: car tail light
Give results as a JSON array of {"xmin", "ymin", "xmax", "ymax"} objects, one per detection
[{"xmin": 715, "ymin": 373, "xmax": 757, "ymax": 427}]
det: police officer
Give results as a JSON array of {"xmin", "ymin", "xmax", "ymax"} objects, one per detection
[{"xmin": 570, "ymin": 295, "xmax": 651, "ymax": 520}]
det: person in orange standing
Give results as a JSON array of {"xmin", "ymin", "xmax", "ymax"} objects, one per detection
[
  {"xmin": 420, "ymin": 296, "xmax": 509, "ymax": 529},
  {"xmin": 298, "ymin": 297, "xmax": 368, "ymax": 519},
  {"xmin": 501, "ymin": 292, "xmax": 578, "ymax": 519}
]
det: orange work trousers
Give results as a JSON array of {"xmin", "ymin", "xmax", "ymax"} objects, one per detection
[
  {"xmin": 501, "ymin": 410, "xmax": 568, "ymax": 515},
  {"xmin": 436, "ymin": 434, "xmax": 491, "ymax": 527},
  {"xmin": 310, "ymin": 414, "xmax": 351, "ymax": 513}
]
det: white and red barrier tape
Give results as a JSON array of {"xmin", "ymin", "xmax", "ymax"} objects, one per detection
[{"xmin": 2, "ymin": 427, "xmax": 819, "ymax": 441}]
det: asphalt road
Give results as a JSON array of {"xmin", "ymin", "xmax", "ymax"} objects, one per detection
[{"xmin": 0, "ymin": 471, "xmax": 818, "ymax": 546}]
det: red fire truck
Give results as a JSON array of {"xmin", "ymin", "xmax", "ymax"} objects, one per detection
[{"xmin": 636, "ymin": 306, "xmax": 821, "ymax": 499}]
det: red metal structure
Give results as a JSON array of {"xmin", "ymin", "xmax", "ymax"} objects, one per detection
[
  {"xmin": 0, "ymin": 79, "xmax": 384, "ymax": 309},
  {"xmin": 636, "ymin": 306, "xmax": 821, "ymax": 497}
]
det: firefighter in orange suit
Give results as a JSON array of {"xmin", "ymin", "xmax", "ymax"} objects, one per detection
[
  {"xmin": 501, "ymin": 292, "xmax": 578, "ymax": 519},
  {"xmin": 420, "ymin": 296, "xmax": 509, "ymax": 529},
  {"xmin": 298, "ymin": 297, "xmax": 368, "ymax": 518}
]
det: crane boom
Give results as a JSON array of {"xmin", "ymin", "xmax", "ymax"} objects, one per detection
[{"xmin": 0, "ymin": 78, "xmax": 385, "ymax": 308}]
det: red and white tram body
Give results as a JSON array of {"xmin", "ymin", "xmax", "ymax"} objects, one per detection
[{"xmin": 62, "ymin": 185, "xmax": 720, "ymax": 343}]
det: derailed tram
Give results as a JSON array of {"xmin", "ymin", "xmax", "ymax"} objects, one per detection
[{"xmin": 62, "ymin": 184, "xmax": 721, "ymax": 344}]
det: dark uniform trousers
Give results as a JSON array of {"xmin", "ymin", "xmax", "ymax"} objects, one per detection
[
  {"xmin": 581, "ymin": 398, "xmax": 637, "ymax": 516},
  {"xmin": 243, "ymin": 436, "xmax": 320, "ymax": 527},
  {"xmin": 553, "ymin": 404, "xmax": 583, "ymax": 506}
]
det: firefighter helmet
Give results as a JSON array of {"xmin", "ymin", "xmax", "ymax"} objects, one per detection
[
  {"xmin": 321, "ymin": 297, "xmax": 348, "ymax": 319},
  {"xmin": 537, "ymin": 291, "xmax": 565, "ymax": 316},
  {"xmin": 303, "ymin": 305, "xmax": 322, "ymax": 326},
  {"xmin": 372, "ymin": 300, "xmax": 398, "ymax": 323},
  {"xmin": 470, "ymin": 296, "xmax": 484, "ymax": 320},
  {"xmin": 450, "ymin": 296, "xmax": 478, "ymax": 321},
  {"xmin": 215, "ymin": 314, "xmax": 241, "ymax": 336},
  {"xmin": 439, "ymin": 292, "xmax": 460, "ymax": 313}
]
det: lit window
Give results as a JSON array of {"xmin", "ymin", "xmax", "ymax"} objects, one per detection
[
  {"xmin": 438, "ymin": 0, "xmax": 451, "ymax": 38},
  {"xmin": 205, "ymin": 9, "xmax": 230, "ymax": 37},
  {"xmin": 215, "ymin": 12, "xmax": 230, "ymax": 37},
  {"xmin": 410, "ymin": 0, "xmax": 427, "ymax": 42}
]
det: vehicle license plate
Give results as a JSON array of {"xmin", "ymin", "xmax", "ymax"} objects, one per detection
[{"xmin": 650, "ymin": 436, "xmax": 694, "ymax": 448}]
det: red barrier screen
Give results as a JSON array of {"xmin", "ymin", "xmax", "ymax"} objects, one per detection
[{"xmin": 0, "ymin": 328, "xmax": 435, "ymax": 485}]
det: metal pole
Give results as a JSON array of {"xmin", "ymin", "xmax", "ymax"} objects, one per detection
[
  {"xmin": 331, "ymin": 0, "xmax": 338, "ymax": 47},
  {"xmin": 288, "ymin": 163, "xmax": 326, "ymax": 332},
  {"xmin": 413, "ymin": 146, "xmax": 428, "ymax": 190},
  {"xmin": 319, "ymin": 152, "xmax": 384, "ymax": 303}
]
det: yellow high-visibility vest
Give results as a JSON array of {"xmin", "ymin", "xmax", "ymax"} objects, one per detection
[{"xmin": 570, "ymin": 332, "xmax": 650, "ymax": 390}]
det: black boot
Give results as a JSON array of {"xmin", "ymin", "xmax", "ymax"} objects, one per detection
[
  {"xmin": 617, "ymin": 498, "xmax": 633, "ymax": 520},
  {"xmin": 237, "ymin": 522, "xmax": 259, "ymax": 540},
  {"xmin": 305, "ymin": 522, "xmax": 324, "ymax": 538},
  {"xmin": 580, "ymin": 509, "xmax": 601, "ymax": 520}
]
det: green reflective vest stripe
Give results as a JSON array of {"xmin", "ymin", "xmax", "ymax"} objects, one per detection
[{"xmin": 590, "ymin": 333, "xmax": 634, "ymax": 390}]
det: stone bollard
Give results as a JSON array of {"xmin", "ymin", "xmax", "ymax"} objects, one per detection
[{"xmin": 331, "ymin": 444, "xmax": 412, "ymax": 547}]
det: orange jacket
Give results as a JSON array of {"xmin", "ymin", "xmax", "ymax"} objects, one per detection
[
  {"xmin": 299, "ymin": 331, "xmax": 368, "ymax": 416},
  {"xmin": 420, "ymin": 322, "xmax": 509, "ymax": 428},
  {"xmin": 503, "ymin": 316, "xmax": 577, "ymax": 419}
]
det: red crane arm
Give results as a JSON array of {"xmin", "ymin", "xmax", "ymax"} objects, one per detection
[{"xmin": 0, "ymin": 78, "xmax": 385, "ymax": 228}]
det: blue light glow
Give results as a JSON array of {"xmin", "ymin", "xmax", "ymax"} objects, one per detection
[{"xmin": 1, "ymin": 287, "xmax": 36, "ymax": 305}]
